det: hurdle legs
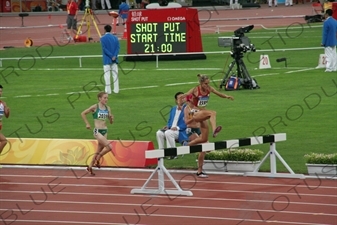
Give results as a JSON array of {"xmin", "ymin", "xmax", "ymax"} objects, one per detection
[
  {"xmin": 131, "ymin": 158, "xmax": 193, "ymax": 196},
  {"xmin": 245, "ymin": 142, "xmax": 305, "ymax": 179}
]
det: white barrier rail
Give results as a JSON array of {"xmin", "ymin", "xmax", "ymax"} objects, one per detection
[
  {"xmin": 0, "ymin": 47, "xmax": 323, "ymax": 69},
  {"xmin": 131, "ymin": 133, "xmax": 305, "ymax": 197}
]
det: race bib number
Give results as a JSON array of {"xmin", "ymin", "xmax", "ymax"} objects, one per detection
[
  {"xmin": 197, "ymin": 96, "xmax": 209, "ymax": 107},
  {"xmin": 98, "ymin": 112, "xmax": 108, "ymax": 120}
]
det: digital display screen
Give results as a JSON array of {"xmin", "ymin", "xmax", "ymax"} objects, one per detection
[{"xmin": 129, "ymin": 22, "xmax": 187, "ymax": 54}]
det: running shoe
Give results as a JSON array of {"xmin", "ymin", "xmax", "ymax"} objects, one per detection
[
  {"xmin": 94, "ymin": 159, "xmax": 101, "ymax": 169},
  {"xmin": 196, "ymin": 172, "xmax": 208, "ymax": 178},
  {"xmin": 213, "ymin": 125, "xmax": 222, "ymax": 138},
  {"xmin": 86, "ymin": 167, "xmax": 95, "ymax": 176}
]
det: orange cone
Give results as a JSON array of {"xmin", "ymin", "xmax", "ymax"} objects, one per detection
[{"xmin": 122, "ymin": 24, "xmax": 127, "ymax": 40}]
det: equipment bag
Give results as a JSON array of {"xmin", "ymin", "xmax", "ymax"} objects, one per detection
[{"xmin": 225, "ymin": 76, "xmax": 240, "ymax": 91}]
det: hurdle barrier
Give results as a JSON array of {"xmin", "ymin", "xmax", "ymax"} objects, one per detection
[{"xmin": 130, "ymin": 133, "xmax": 305, "ymax": 196}]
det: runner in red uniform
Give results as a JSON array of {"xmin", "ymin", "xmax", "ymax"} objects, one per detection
[
  {"xmin": 183, "ymin": 74, "xmax": 234, "ymax": 144},
  {"xmin": 182, "ymin": 74, "xmax": 234, "ymax": 177}
]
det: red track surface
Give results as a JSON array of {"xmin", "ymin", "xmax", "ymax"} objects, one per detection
[{"xmin": 0, "ymin": 167, "xmax": 336, "ymax": 225}]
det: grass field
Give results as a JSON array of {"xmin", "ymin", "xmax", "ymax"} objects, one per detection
[{"xmin": 0, "ymin": 24, "xmax": 336, "ymax": 173}]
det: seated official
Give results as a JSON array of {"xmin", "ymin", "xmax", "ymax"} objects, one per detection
[{"xmin": 156, "ymin": 92, "xmax": 188, "ymax": 159}]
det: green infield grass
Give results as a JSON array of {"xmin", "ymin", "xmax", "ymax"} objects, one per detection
[{"xmin": 0, "ymin": 24, "xmax": 336, "ymax": 173}]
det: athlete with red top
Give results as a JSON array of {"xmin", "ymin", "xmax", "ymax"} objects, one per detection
[
  {"xmin": 182, "ymin": 74, "xmax": 234, "ymax": 177},
  {"xmin": 0, "ymin": 84, "xmax": 10, "ymax": 155},
  {"xmin": 183, "ymin": 74, "xmax": 234, "ymax": 143}
]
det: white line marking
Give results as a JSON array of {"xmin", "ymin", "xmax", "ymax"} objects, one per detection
[
  {"xmin": 165, "ymin": 81, "xmax": 198, "ymax": 86},
  {"xmin": 286, "ymin": 68, "xmax": 317, "ymax": 74},
  {"xmin": 1, "ymin": 190, "xmax": 335, "ymax": 207},
  {"xmin": 121, "ymin": 85, "xmax": 158, "ymax": 90},
  {"xmin": 0, "ymin": 209, "xmax": 331, "ymax": 225},
  {"xmin": 8, "ymin": 68, "xmax": 143, "ymax": 71},
  {"xmin": 0, "ymin": 219, "xmax": 123, "ymax": 225},
  {"xmin": 157, "ymin": 68, "xmax": 222, "ymax": 70},
  {"xmin": 8, "ymin": 68, "xmax": 313, "ymax": 98},
  {"xmin": 253, "ymin": 73, "xmax": 280, "ymax": 77},
  {"xmin": 1, "ymin": 199, "xmax": 336, "ymax": 216},
  {"xmin": 46, "ymin": 93, "xmax": 59, "ymax": 96},
  {"xmin": 1, "ymin": 173, "xmax": 335, "ymax": 189},
  {"xmin": 1, "ymin": 182, "xmax": 335, "ymax": 198},
  {"xmin": 14, "ymin": 95, "xmax": 32, "ymax": 98}
]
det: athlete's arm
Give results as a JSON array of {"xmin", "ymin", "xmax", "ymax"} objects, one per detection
[
  {"xmin": 179, "ymin": 87, "xmax": 197, "ymax": 102},
  {"xmin": 210, "ymin": 87, "xmax": 234, "ymax": 100},
  {"xmin": 81, "ymin": 104, "xmax": 96, "ymax": 129},
  {"xmin": 108, "ymin": 106, "xmax": 114, "ymax": 124}
]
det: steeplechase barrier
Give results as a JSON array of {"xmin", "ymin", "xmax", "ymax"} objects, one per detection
[{"xmin": 131, "ymin": 133, "xmax": 305, "ymax": 197}]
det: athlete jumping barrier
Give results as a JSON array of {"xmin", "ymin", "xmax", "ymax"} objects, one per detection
[{"xmin": 130, "ymin": 133, "xmax": 305, "ymax": 196}]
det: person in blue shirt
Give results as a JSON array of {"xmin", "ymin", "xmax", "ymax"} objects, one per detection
[
  {"xmin": 156, "ymin": 92, "xmax": 189, "ymax": 159},
  {"xmin": 321, "ymin": 9, "xmax": 337, "ymax": 72},
  {"xmin": 100, "ymin": 25, "xmax": 120, "ymax": 94},
  {"xmin": 117, "ymin": 0, "xmax": 130, "ymax": 26}
]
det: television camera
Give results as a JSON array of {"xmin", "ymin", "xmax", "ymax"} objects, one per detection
[{"xmin": 218, "ymin": 25, "xmax": 259, "ymax": 90}]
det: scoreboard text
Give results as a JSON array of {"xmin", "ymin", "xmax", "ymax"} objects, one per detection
[{"xmin": 130, "ymin": 22, "xmax": 186, "ymax": 54}]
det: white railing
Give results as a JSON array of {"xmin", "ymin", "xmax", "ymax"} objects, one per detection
[
  {"xmin": 0, "ymin": 51, "xmax": 225, "ymax": 69},
  {"xmin": 0, "ymin": 47, "xmax": 322, "ymax": 69}
]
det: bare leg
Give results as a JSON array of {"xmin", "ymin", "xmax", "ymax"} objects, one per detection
[
  {"xmin": 186, "ymin": 121, "xmax": 209, "ymax": 177},
  {"xmin": 95, "ymin": 144, "xmax": 113, "ymax": 164},
  {"xmin": 0, "ymin": 133, "xmax": 7, "ymax": 155},
  {"xmin": 193, "ymin": 110, "xmax": 218, "ymax": 133},
  {"xmin": 94, "ymin": 133, "xmax": 113, "ymax": 166},
  {"xmin": 87, "ymin": 143, "xmax": 104, "ymax": 175},
  {"xmin": 188, "ymin": 121, "xmax": 209, "ymax": 145},
  {"xmin": 87, "ymin": 133, "xmax": 113, "ymax": 175},
  {"xmin": 197, "ymin": 152, "xmax": 206, "ymax": 173}
]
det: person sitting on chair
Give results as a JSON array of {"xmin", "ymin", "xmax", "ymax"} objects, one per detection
[{"xmin": 156, "ymin": 92, "xmax": 188, "ymax": 159}]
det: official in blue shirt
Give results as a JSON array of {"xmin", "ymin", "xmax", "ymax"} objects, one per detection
[
  {"xmin": 100, "ymin": 25, "xmax": 120, "ymax": 94},
  {"xmin": 156, "ymin": 92, "xmax": 189, "ymax": 159},
  {"xmin": 321, "ymin": 9, "xmax": 337, "ymax": 72}
]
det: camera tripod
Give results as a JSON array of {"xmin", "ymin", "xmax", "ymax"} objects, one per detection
[
  {"xmin": 76, "ymin": 7, "xmax": 101, "ymax": 41},
  {"xmin": 219, "ymin": 51, "xmax": 258, "ymax": 90}
]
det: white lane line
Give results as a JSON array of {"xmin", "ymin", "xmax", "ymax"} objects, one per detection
[
  {"xmin": 0, "ymin": 209, "xmax": 331, "ymax": 225},
  {"xmin": 1, "ymin": 182, "xmax": 336, "ymax": 198},
  {"xmin": 1, "ymin": 199, "xmax": 336, "ymax": 217},
  {"xmin": 1, "ymin": 190, "xmax": 335, "ymax": 207},
  {"xmin": 0, "ymin": 219, "xmax": 124, "ymax": 225},
  {"xmin": 2, "ymin": 174, "xmax": 336, "ymax": 189}
]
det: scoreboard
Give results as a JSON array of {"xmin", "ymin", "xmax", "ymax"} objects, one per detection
[
  {"xmin": 126, "ymin": 7, "xmax": 204, "ymax": 59},
  {"xmin": 130, "ymin": 22, "xmax": 187, "ymax": 53}
]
